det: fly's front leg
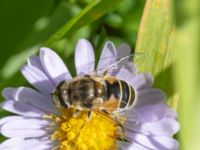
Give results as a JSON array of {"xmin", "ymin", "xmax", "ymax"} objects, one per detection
[{"xmin": 73, "ymin": 109, "xmax": 81, "ymax": 118}]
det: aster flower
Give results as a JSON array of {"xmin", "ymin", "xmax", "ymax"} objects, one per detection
[{"xmin": 0, "ymin": 39, "xmax": 179, "ymax": 150}]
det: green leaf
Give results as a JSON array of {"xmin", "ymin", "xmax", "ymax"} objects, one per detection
[
  {"xmin": 174, "ymin": 0, "xmax": 200, "ymax": 149},
  {"xmin": 135, "ymin": 0, "xmax": 176, "ymax": 101},
  {"xmin": 0, "ymin": 0, "xmax": 122, "ymax": 80},
  {"xmin": 1, "ymin": 45, "xmax": 39, "ymax": 79},
  {"xmin": 95, "ymin": 27, "xmax": 107, "ymax": 62},
  {"xmin": 45, "ymin": 0, "xmax": 122, "ymax": 46},
  {"xmin": 0, "ymin": 0, "xmax": 54, "ymax": 71}
]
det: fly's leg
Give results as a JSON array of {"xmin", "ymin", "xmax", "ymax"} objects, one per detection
[
  {"xmin": 87, "ymin": 110, "xmax": 92, "ymax": 120},
  {"xmin": 73, "ymin": 109, "xmax": 81, "ymax": 118}
]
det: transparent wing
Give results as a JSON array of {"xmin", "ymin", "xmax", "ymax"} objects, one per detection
[
  {"xmin": 95, "ymin": 55, "xmax": 133, "ymax": 75},
  {"xmin": 75, "ymin": 52, "xmax": 144, "ymax": 76},
  {"xmin": 95, "ymin": 52, "xmax": 144, "ymax": 76}
]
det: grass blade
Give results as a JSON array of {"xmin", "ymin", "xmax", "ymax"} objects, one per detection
[
  {"xmin": 135, "ymin": 0, "xmax": 176, "ymax": 102},
  {"xmin": 174, "ymin": 0, "xmax": 200, "ymax": 149},
  {"xmin": 45, "ymin": 0, "xmax": 122, "ymax": 46}
]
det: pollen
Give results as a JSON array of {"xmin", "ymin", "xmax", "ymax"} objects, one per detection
[{"xmin": 46, "ymin": 108, "xmax": 120, "ymax": 150}]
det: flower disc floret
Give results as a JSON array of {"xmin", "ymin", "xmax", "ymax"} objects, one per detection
[{"xmin": 48, "ymin": 108, "xmax": 119, "ymax": 150}]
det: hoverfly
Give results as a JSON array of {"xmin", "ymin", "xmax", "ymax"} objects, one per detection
[
  {"xmin": 52, "ymin": 54, "xmax": 138, "ymax": 115},
  {"xmin": 51, "ymin": 49, "xmax": 142, "ymax": 142}
]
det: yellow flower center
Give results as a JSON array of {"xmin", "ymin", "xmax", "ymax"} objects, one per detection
[{"xmin": 46, "ymin": 108, "xmax": 120, "ymax": 150}]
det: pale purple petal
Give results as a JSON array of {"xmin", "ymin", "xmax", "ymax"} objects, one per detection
[
  {"xmin": 124, "ymin": 88, "xmax": 166, "ymax": 122},
  {"xmin": 21, "ymin": 65, "xmax": 54, "ymax": 95},
  {"xmin": 133, "ymin": 89, "xmax": 167, "ymax": 122},
  {"xmin": 117, "ymin": 141, "xmax": 148, "ymax": 150},
  {"xmin": 116, "ymin": 43, "xmax": 131, "ymax": 59},
  {"xmin": 98, "ymin": 43, "xmax": 135, "ymax": 77},
  {"xmin": 131, "ymin": 73, "xmax": 154, "ymax": 90},
  {"xmin": 0, "ymin": 100, "xmax": 44, "ymax": 117},
  {"xmin": 27, "ymin": 55, "xmax": 43, "ymax": 71},
  {"xmin": 97, "ymin": 41, "xmax": 117, "ymax": 72},
  {"xmin": 4, "ymin": 87, "xmax": 57, "ymax": 114},
  {"xmin": 141, "ymin": 118, "xmax": 180, "ymax": 136},
  {"xmin": 75, "ymin": 39, "xmax": 95, "ymax": 75},
  {"xmin": 127, "ymin": 133, "xmax": 179, "ymax": 150},
  {"xmin": 0, "ymin": 138, "xmax": 51, "ymax": 150},
  {"xmin": 0, "ymin": 116, "xmax": 21, "ymax": 128},
  {"xmin": 124, "ymin": 116, "xmax": 179, "ymax": 136},
  {"xmin": 1, "ymin": 88, "xmax": 14, "ymax": 99},
  {"xmin": 135, "ymin": 89, "xmax": 166, "ymax": 107},
  {"xmin": 29, "ymin": 140, "xmax": 52, "ymax": 150},
  {"xmin": 40, "ymin": 47, "xmax": 72, "ymax": 85},
  {"xmin": 0, "ymin": 117, "xmax": 49, "ymax": 138},
  {"xmin": 165, "ymin": 108, "xmax": 177, "ymax": 119},
  {"xmin": 110, "ymin": 63, "xmax": 137, "ymax": 83}
]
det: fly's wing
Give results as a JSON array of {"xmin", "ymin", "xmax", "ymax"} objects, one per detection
[
  {"xmin": 95, "ymin": 52, "xmax": 144, "ymax": 76},
  {"xmin": 75, "ymin": 52, "xmax": 144, "ymax": 77},
  {"xmin": 95, "ymin": 54, "xmax": 133, "ymax": 75},
  {"xmin": 91, "ymin": 108, "xmax": 132, "ymax": 143},
  {"xmin": 91, "ymin": 106, "xmax": 122, "ymax": 125}
]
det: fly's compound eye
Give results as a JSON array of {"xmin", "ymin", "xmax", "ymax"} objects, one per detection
[{"xmin": 60, "ymin": 89, "xmax": 68, "ymax": 101}]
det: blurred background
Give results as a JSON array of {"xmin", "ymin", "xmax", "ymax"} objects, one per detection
[{"xmin": 0, "ymin": 0, "xmax": 199, "ymax": 149}]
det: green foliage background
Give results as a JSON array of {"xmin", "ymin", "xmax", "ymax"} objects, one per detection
[{"xmin": 0, "ymin": 0, "xmax": 199, "ymax": 149}]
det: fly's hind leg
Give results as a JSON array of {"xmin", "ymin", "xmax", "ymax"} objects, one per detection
[
  {"xmin": 99, "ymin": 107, "xmax": 109, "ymax": 114},
  {"xmin": 116, "ymin": 124, "xmax": 132, "ymax": 143}
]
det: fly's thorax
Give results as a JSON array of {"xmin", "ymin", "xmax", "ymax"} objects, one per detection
[
  {"xmin": 68, "ymin": 76, "xmax": 105, "ymax": 108},
  {"xmin": 92, "ymin": 77, "xmax": 106, "ymax": 97}
]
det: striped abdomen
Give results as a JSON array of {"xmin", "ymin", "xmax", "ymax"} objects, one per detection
[{"xmin": 104, "ymin": 77, "xmax": 136, "ymax": 109}]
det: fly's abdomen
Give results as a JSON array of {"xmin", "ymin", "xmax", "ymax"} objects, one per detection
[
  {"xmin": 120, "ymin": 80, "xmax": 135, "ymax": 108},
  {"xmin": 104, "ymin": 77, "xmax": 135, "ymax": 109}
]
